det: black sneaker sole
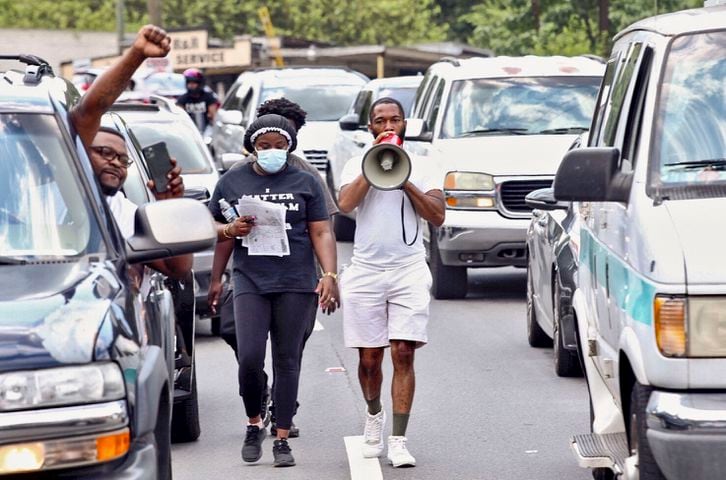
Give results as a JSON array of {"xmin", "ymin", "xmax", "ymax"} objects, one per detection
[{"xmin": 273, "ymin": 459, "xmax": 296, "ymax": 468}]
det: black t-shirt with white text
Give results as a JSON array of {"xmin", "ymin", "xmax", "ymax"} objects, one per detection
[
  {"xmin": 209, "ymin": 162, "xmax": 329, "ymax": 295},
  {"xmin": 177, "ymin": 90, "xmax": 218, "ymax": 132}
]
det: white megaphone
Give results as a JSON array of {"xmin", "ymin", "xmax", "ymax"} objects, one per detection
[{"xmin": 361, "ymin": 133, "xmax": 411, "ymax": 190}]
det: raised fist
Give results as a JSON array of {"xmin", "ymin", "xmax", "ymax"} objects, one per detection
[{"xmin": 133, "ymin": 25, "xmax": 171, "ymax": 58}]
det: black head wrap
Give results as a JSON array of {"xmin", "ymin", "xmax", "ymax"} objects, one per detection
[{"xmin": 243, "ymin": 114, "xmax": 297, "ymax": 153}]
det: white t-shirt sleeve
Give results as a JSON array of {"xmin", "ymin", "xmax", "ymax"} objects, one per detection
[
  {"xmin": 107, "ymin": 192, "xmax": 138, "ymax": 239},
  {"xmin": 340, "ymin": 156, "xmax": 363, "ymax": 188}
]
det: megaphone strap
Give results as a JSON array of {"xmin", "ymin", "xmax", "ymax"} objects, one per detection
[{"xmin": 401, "ymin": 194, "xmax": 419, "ymax": 247}]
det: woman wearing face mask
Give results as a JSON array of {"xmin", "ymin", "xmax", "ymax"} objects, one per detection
[{"xmin": 208, "ymin": 114, "xmax": 340, "ymax": 468}]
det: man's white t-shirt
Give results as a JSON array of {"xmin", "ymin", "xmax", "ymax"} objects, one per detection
[
  {"xmin": 107, "ymin": 191, "xmax": 137, "ymax": 239},
  {"xmin": 340, "ymin": 153, "xmax": 443, "ymax": 270}
]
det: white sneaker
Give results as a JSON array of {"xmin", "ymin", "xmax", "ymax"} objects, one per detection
[
  {"xmin": 387, "ymin": 436, "xmax": 416, "ymax": 467},
  {"xmin": 361, "ymin": 409, "xmax": 386, "ymax": 458}
]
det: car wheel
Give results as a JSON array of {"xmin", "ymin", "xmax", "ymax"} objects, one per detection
[
  {"xmin": 430, "ymin": 233, "xmax": 467, "ymax": 299},
  {"xmin": 171, "ymin": 363, "xmax": 201, "ymax": 443},
  {"xmin": 553, "ymin": 279, "xmax": 582, "ymax": 377},
  {"xmin": 154, "ymin": 389, "xmax": 172, "ymax": 480},
  {"xmin": 629, "ymin": 382, "xmax": 666, "ymax": 480},
  {"xmin": 334, "ymin": 215, "xmax": 356, "ymax": 242},
  {"xmin": 526, "ymin": 263, "xmax": 552, "ymax": 348}
]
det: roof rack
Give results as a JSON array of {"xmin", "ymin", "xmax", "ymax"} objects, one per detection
[{"xmin": 0, "ymin": 55, "xmax": 54, "ymax": 84}]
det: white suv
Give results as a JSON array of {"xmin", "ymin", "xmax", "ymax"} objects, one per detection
[
  {"xmin": 210, "ymin": 66, "xmax": 368, "ymax": 177},
  {"xmin": 405, "ymin": 56, "xmax": 604, "ymax": 298}
]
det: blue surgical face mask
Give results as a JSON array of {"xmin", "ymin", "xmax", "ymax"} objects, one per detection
[{"xmin": 256, "ymin": 148, "xmax": 288, "ymax": 173}]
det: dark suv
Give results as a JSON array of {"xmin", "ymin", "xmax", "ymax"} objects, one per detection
[{"xmin": 0, "ymin": 57, "xmax": 215, "ymax": 478}]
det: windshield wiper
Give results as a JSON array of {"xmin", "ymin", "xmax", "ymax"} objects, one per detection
[
  {"xmin": 0, "ymin": 256, "xmax": 28, "ymax": 265},
  {"xmin": 664, "ymin": 158, "xmax": 726, "ymax": 170},
  {"xmin": 457, "ymin": 128, "xmax": 529, "ymax": 137},
  {"xmin": 537, "ymin": 126, "xmax": 589, "ymax": 134}
]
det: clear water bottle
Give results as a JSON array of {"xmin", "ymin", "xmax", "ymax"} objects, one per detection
[{"xmin": 219, "ymin": 198, "xmax": 239, "ymax": 223}]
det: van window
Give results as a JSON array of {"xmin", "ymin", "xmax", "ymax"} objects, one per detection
[
  {"xmin": 653, "ymin": 30, "xmax": 726, "ymax": 192},
  {"xmin": 440, "ymin": 76, "xmax": 600, "ymax": 139},
  {"xmin": 589, "ymin": 54, "xmax": 619, "ymax": 146},
  {"xmin": 425, "ymin": 80, "xmax": 445, "ymax": 132},
  {"xmin": 601, "ymin": 43, "xmax": 643, "ymax": 146},
  {"xmin": 411, "ymin": 71, "xmax": 433, "ymax": 118}
]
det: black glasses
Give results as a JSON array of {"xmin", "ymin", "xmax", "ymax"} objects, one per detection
[{"xmin": 90, "ymin": 145, "xmax": 133, "ymax": 167}]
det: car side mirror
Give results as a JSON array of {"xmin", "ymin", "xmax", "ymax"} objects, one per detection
[
  {"xmin": 126, "ymin": 199, "xmax": 216, "ymax": 264},
  {"xmin": 404, "ymin": 118, "xmax": 433, "ymax": 142},
  {"xmin": 217, "ymin": 109, "xmax": 244, "ymax": 125},
  {"xmin": 525, "ymin": 188, "xmax": 568, "ymax": 211},
  {"xmin": 339, "ymin": 113, "xmax": 361, "ymax": 131},
  {"xmin": 220, "ymin": 153, "xmax": 245, "ymax": 172},
  {"xmin": 183, "ymin": 186, "xmax": 211, "ymax": 203},
  {"xmin": 554, "ymin": 147, "xmax": 632, "ymax": 203}
]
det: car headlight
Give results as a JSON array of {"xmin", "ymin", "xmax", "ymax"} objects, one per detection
[
  {"xmin": 443, "ymin": 172, "xmax": 496, "ymax": 210},
  {"xmin": 654, "ymin": 296, "xmax": 726, "ymax": 358},
  {"xmin": 688, "ymin": 297, "xmax": 726, "ymax": 357},
  {"xmin": 0, "ymin": 363, "xmax": 125, "ymax": 411}
]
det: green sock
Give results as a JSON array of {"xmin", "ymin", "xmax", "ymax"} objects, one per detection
[
  {"xmin": 392, "ymin": 413, "xmax": 410, "ymax": 436},
  {"xmin": 366, "ymin": 397, "xmax": 382, "ymax": 415}
]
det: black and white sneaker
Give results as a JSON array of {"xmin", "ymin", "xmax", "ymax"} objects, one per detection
[
  {"xmin": 241, "ymin": 425, "xmax": 266, "ymax": 463},
  {"xmin": 272, "ymin": 439, "xmax": 296, "ymax": 467}
]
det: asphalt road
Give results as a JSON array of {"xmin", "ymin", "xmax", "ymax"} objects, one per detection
[{"xmin": 172, "ymin": 242, "xmax": 591, "ymax": 480}]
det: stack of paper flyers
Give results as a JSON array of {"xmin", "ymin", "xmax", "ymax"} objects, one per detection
[{"xmin": 236, "ymin": 197, "xmax": 290, "ymax": 257}]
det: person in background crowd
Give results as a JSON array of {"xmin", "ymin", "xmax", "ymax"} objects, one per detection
[
  {"xmin": 208, "ymin": 97, "xmax": 338, "ymax": 438},
  {"xmin": 208, "ymin": 114, "xmax": 339, "ymax": 468},
  {"xmin": 337, "ymin": 97, "xmax": 445, "ymax": 468},
  {"xmin": 177, "ymin": 67, "xmax": 219, "ymax": 133}
]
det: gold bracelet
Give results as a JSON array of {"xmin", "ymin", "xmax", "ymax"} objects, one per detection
[
  {"xmin": 322, "ymin": 271, "xmax": 338, "ymax": 282},
  {"xmin": 222, "ymin": 223, "xmax": 234, "ymax": 239}
]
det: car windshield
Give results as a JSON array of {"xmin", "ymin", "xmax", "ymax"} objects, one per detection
[
  {"xmin": 260, "ymin": 84, "xmax": 361, "ymax": 121},
  {"xmin": 130, "ymin": 121, "xmax": 213, "ymax": 174},
  {"xmin": 0, "ymin": 113, "xmax": 104, "ymax": 260},
  {"xmin": 378, "ymin": 87, "xmax": 418, "ymax": 116},
  {"xmin": 441, "ymin": 77, "xmax": 600, "ymax": 138},
  {"xmin": 654, "ymin": 30, "xmax": 726, "ymax": 191},
  {"xmin": 143, "ymin": 73, "xmax": 186, "ymax": 93}
]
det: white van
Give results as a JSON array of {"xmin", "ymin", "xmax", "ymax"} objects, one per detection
[{"xmin": 553, "ymin": 5, "xmax": 726, "ymax": 479}]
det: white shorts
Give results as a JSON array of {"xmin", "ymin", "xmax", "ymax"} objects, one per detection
[{"xmin": 341, "ymin": 261, "xmax": 432, "ymax": 348}]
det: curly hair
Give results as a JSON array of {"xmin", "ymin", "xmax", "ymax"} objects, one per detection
[{"xmin": 257, "ymin": 98, "xmax": 307, "ymax": 131}]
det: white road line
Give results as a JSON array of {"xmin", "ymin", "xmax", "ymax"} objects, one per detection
[
  {"xmin": 314, "ymin": 319, "xmax": 325, "ymax": 331},
  {"xmin": 344, "ymin": 436, "xmax": 384, "ymax": 480}
]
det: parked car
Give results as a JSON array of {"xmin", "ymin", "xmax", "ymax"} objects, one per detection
[
  {"xmin": 110, "ymin": 96, "xmax": 225, "ymax": 328},
  {"xmin": 524, "ymin": 133, "xmax": 588, "ymax": 378},
  {"xmin": 404, "ymin": 55, "xmax": 604, "ymax": 299},
  {"xmin": 328, "ymin": 75, "xmax": 423, "ymax": 240},
  {"xmin": 552, "ymin": 5, "xmax": 726, "ymax": 480},
  {"xmin": 211, "ymin": 66, "xmax": 368, "ymax": 175},
  {"xmin": 0, "ymin": 57, "xmax": 215, "ymax": 478}
]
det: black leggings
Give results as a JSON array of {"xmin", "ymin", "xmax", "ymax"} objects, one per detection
[{"xmin": 234, "ymin": 292, "xmax": 317, "ymax": 430}]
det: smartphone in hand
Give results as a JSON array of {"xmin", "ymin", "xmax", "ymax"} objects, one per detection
[{"xmin": 142, "ymin": 141, "xmax": 172, "ymax": 193}]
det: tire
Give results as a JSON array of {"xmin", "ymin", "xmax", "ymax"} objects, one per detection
[
  {"xmin": 210, "ymin": 316, "xmax": 221, "ymax": 336},
  {"xmin": 171, "ymin": 366, "xmax": 201, "ymax": 443},
  {"xmin": 429, "ymin": 234, "xmax": 467, "ymax": 299},
  {"xmin": 553, "ymin": 279, "xmax": 582, "ymax": 377},
  {"xmin": 629, "ymin": 383, "xmax": 667, "ymax": 480},
  {"xmin": 526, "ymin": 265, "xmax": 552, "ymax": 347},
  {"xmin": 334, "ymin": 215, "xmax": 356, "ymax": 242},
  {"xmin": 154, "ymin": 390, "xmax": 173, "ymax": 480},
  {"xmin": 592, "ymin": 468, "xmax": 615, "ymax": 480}
]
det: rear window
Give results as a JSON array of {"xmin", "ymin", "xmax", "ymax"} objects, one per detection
[
  {"xmin": 259, "ymin": 84, "xmax": 361, "ymax": 122},
  {"xmin": 377, "ymin": 87, "xmax": 417, "ymax": 116},
  {"xmin": 130, "ymin": 121, "xmax": 213, "ymax": 174}
]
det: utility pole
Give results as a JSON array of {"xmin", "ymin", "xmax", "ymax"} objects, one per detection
[
  {"xmin": 116, "ymin": 0, "xmax": 125, "ymax": 53},
  {"xmin": 148, "ymin": 0, "xmax": 162, "ymax": 26}
]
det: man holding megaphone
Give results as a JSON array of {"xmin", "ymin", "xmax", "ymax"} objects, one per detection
[{"xmin": 338, "ymin": 97, "xmax": 445, "ymax": 468}]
